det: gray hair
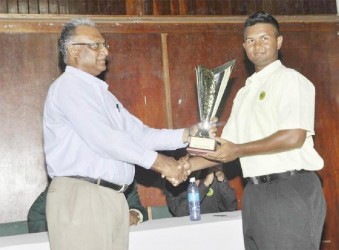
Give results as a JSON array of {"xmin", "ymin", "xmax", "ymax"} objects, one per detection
[{"xmin": 58, "ymin": 18, "xmax": 96, "ymax": 64}]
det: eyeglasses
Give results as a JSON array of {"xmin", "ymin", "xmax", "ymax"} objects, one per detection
[{"xmin": 71, "ymin": 42, "xmax": 110, "ymax": 50}]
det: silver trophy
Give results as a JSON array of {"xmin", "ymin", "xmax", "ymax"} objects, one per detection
[{"xmin": 187, "ymin": 59, "xmax": 236, "ymax": 156}]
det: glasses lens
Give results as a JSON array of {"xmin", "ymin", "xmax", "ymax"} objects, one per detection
[
  {"xmin": 90, "ymin": 43, "xmax": 109, "ymax": 50},
  {"xmin": 88, "ymin": 43, "xmax": 99, "ymax": 50},
  {"xmin": 72, "ymin": 43, "xmax": 109, "ymax": 50}
]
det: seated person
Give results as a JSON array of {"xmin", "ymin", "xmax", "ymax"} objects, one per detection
[
  {"xmin": 164, "ymin": 164, "xmax": 237, "ymax": 216},
  {"xmin": 27, "ymin": 180, "xmax": 147, "ymax": 233}
]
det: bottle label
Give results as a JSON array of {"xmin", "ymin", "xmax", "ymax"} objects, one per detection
[{"xmin": 188, "ymin": 192, "xmax": 200, "ymax": 202}]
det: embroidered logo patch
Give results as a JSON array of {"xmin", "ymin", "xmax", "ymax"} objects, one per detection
[
  {"xmin": 259, "ymin": 91, "xmax": 266, "ymax": 100},
  {"xmin": 207, "ymin": 187, "xmax": 214, "ymax": 196}
]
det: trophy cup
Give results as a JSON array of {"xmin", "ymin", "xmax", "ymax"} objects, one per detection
[{"xmin": 187, "ymin": 59, "xmax": 236, "ymax": 156}]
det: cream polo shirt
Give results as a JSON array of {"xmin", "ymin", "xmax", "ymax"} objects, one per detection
[{"xmin": 221, "ymin": 60, "xmax": 323, "ymax": 177}]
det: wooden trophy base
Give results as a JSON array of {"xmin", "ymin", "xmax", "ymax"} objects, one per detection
[{"xmin": 187, "ymin": 136, "xmax": 216, "ymax": 156}]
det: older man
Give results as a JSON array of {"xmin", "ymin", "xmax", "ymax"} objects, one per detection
[{"xmin": 43, "ymin": 18, "xmax": 202, "ymax": 250}]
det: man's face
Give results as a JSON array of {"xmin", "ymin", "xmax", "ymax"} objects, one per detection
[
  {"xmin": 243, "ymin": 23, "xmax": 283, "ymax": 72},
  {"xmin": 68, "ymin": 26, "xmax": 109, "ymax": 76}
]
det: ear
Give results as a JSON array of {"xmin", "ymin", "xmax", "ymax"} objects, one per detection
[
  {"xmin": 67, "ymin": 46, "xmax": 78, "ymax": 58},
  {"xmin": 277, "ymin": 35, "xmax": 283, "ymax": 50}
]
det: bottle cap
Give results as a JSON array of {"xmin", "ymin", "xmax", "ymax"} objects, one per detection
[{"xmin": 189, "ymin": 177, "xmax": 195, "ymax": 182}]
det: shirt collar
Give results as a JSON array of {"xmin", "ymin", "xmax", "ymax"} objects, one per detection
[
  {"xmin": 65, "ymin": 66, "xmax": 108, "ymax": 90},
  {"xmin": 246, "ymin": 60, "xmax": 282, "ymax": 86}
]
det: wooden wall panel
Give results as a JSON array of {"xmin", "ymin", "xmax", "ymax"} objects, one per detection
[
  {"xmin": 0, "ymin": 0, "xmax": 336, "ymax": 15},
  {"xmin": 105, "ymin": 33, "xmax": 166, "ymax": 127},
  {"xmin": 0, "ymin": 15, "xmax": 338, "ymax": 249},
  {"xmin": 0, "ymin": 32, "xmax": 60, "ymax": 223}
]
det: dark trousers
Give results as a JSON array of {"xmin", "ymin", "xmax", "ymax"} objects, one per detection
[{"xmin": 242, "ymin": 171, "xmax": 326, "ymax": 250}]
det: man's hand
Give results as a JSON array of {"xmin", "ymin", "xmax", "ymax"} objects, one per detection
[
  {"xmin": 196, "ymin": 117, "xmax": 218, "ymax": 138},
  {"xmin": 207, "ymin": 116, "xmax": 218, "ymax": 138},
  {"xmin": 178, "ymin": 154, "xmax": 191, "ymax": 176},
  {"xmin": 164, "ymin": 154, "xmax": 192, "ymax": 186},
  {"xmin": 203, "ymin": 170, "xmax": 214, "ymax": 187},
  {"xmin": 129, "ymin": 209, "xmax": 142, "ymax": 226},
  {"xmin": 184, "ymin": 117, "xmax": 218, "ymax": 142},
  {"xmin": 213, "ymin": 164, "xmax": 226, "ymax": 182},
  {"xmin": 204, "ymin": 137, "xmax": 239, "ymax": 163},
  {"xmin": 151, "ymin": 154, "xmax": 188, "ymax": 186}
]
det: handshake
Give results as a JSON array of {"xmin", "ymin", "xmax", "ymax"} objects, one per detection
[
  {"xmin": 151, "ymin": 118, "xmax": 218, "ymax": 186},
  {"xmin": 151, "ymin": 154, "xmax": 192, "ymax": 186}
]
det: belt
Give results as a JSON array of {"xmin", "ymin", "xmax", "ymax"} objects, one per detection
[
  {"xmin": 246, "ymin": 170, "xmax": 309, "ymax": 185},
  {"xmin": 68, "ymin": 176, "xmax": 129, "ymax": 193}
]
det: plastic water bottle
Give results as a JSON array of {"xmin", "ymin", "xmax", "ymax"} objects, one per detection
[{"xmin": 187, "ymin": 177, "xmax": 201, "ymax": 221}]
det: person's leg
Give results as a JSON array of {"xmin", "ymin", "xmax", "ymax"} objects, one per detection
[
  {"xmin": 242, "ymin": 183, "xmax": 259, "ymax": 250},
  {"xmin": 107, "ymin": 186, "xmax": 129, "ymax": 249},
  {"xmin": 242, "ymin": 172, "xmax": 326, "ymax": 250},
  {"xmin": 47, "ymin": 177, "xmax": 129, "ymax": 250},
  {"xmin": 286, "ymin": 172, "xmax": 326, "ymax": 249}
]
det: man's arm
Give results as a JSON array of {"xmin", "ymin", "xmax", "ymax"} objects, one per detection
[
  {"xmin": 165, "ymin": 189, "xmax": 190, "ymax": 217},
  {"xmin": 186, "ymin": 128, "xmax": 307, "ymax": 172},
  {"xmin": 205, "ymin": 129, "xmax": 307, "ymax": 163},
  {"xmin": 214, "ymin": 175, "xmax": 238, "ymax": 211}
]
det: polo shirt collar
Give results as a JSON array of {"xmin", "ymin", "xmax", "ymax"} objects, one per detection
[{"xmin": 246, "ymin": 60, "xmax": 282, "ymax": 86}]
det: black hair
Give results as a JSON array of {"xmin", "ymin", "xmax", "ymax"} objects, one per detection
[{"xmin": 244, "ymin": 11, "xmax": 280, "ymax": 37}]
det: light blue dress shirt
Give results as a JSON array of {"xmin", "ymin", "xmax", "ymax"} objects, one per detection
[{"xmin": 43, "ymin": 66, "xmax": 186, "ymax": 185}]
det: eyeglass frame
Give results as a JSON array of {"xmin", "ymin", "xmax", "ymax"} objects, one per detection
[{"xmin": 70, "ymin": 42, "xmax": 110, "ymax": 50}]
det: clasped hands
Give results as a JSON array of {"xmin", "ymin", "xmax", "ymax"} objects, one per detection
[
  {"xmin": 153, "ymin": 118, "xmax": 219, "ymax": 186},
  {"xmin": 154, "ymin": 129, "xmax": 239, "ymax": 186},
  {"xmin": 152, "ymin": 154, "xmax": 191, "ymax": 186}
]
